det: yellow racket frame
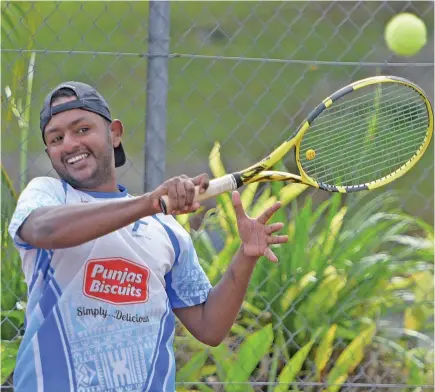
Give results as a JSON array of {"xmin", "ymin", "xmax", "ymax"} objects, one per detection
[
  {"xmin": 159, "ymin": 75, "xmax": 433, "ymax": 213},
  {"xmin": 237, "ymin": 75, "xmax": 433, "ymax": 193}
]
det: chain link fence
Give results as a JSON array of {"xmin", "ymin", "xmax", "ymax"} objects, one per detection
[{"xmin": 1, "ymin": 1, "xmax": 434, "ymax": 391}]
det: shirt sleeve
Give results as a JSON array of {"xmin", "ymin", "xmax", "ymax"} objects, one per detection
[
  {"xmin": 163, "ymin": 218, "xmax": 212, "ymax": 309},
  {"xmin": 8, "ymin": 177, "xmax": 65, "ymax": 249}
]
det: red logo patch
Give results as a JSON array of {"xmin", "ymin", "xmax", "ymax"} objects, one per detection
[{"xmin": 83, "ymin": 258, "xmax": 150, "ymax": 305}]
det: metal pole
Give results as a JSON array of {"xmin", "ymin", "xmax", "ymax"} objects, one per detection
[{"xmin": 144, "ymin": 0, "xmax": 170, "ymax": 192}]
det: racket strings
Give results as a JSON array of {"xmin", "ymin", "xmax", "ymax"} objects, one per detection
[
  {"xmin": 305, "ymin": 117, "xmax": 427, "ymax": 185},
  {"xmin": 304, "ymin": 111, "xmax": 428, "ymax": 167},
  {"xmin": 310, "ymin": 130, "xmax": 427, "ymax": 184},
  {"xmin": 307, "ymin": 91, "xmax": 425, "ymax": 140},
  {"xmin": 315, "ymin": 84, "xmax": 413, "ymax": 122},
  {"xmin": 299, "ymin": 83, "xmax": 429, "ymax": 187},
  {"xmin": 303, "ymin": 97, "xmax": 426, "ymax": 161}
]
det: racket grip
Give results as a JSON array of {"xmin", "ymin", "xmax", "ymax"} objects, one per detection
[{"xmin": 159, "ymin": 174, "xmax": 238, "ymax": 214}]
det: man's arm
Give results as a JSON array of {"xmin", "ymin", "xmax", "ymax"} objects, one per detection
[
  {"xmin": 18, "ymin": 174, "xmax": 209, "ymax": 249},
  {"xmin": 173, "ymin": 191, "xmax": 287, "ymax": 347},
  {"xmin": 19, "ymin": 194, "xmax": 154, "ymax": 249},
  {"xmin": 174, "ymin": 246, "xmax": 258, "ymax": 347}
]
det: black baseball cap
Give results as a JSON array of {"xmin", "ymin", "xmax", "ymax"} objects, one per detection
[{"xmin": 40, "ymin": 81, "xmax": 126, "ymax": 168}]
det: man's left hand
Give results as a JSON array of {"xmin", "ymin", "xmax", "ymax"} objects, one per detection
[{"xmin": 232, "ymin": 191, "xmax": 289, "ymax": 263}]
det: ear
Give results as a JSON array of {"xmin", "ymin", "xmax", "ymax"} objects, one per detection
[{"xmin": 110, "ymin": 119, "xmax": 124, "ymax": 148}]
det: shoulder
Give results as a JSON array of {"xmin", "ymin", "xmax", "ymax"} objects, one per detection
[
  {"xmin": 16, "ymin": 177, "xmax": 69, "ymax": 205},
  {"xmin": 22, "ymin": 176, "xmax": 67, "ymax": 196}
]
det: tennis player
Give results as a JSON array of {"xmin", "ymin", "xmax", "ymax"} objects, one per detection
[{"xmin": 8, "ymin": 81, "xmax": 288, "ymax": 392}]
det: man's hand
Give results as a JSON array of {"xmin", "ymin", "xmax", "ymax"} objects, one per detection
[
  {"xmin": 150, "ymin": 173, "xmax": 209, "ymax": 215},
  {"xmin": 232, "ymin": 190, "xmax": 288, "ymax": 263}
]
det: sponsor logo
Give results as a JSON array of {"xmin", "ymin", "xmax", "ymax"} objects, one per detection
[{"xmin": 83, "ymin": 258, "xmax": 150, "ymax": 305}]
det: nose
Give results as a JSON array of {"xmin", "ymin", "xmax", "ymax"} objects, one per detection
[{"xmin": 62, "ymin": 132, "xmax": 81, "ymax": 153}]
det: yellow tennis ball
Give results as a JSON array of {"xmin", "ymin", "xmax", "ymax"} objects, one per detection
[
  {"xmin": 384, "ymin": 13, "xmax": 427, "ymax": 57},
  {"xmin": 306, "ymin": 149, "xmax": 316, "ymax": 160}
]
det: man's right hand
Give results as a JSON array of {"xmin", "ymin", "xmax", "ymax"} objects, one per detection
[{"xmin": 149, "ymin": 173, "xmax": 210, "ymax": 215}]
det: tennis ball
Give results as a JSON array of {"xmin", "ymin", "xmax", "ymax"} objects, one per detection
[
  {"xmin": 384, "ymin": 13, "xmax": 427, "ymax": 57},
  {"xmin": 306, "ymin": 149, "xmax": 316, "ymax": 160}
]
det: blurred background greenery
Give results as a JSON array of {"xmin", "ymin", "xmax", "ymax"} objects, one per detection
[{"xmin": 1, "ymin": 1, "xmax": 434, "ymax": 390}]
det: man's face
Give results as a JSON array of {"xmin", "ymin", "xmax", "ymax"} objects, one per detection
[{"xmin": 44, "ymin": 96, "xmax": 122, "ymax": 190}]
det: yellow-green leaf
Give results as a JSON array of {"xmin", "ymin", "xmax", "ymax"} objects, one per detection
[
  {"xmin": 323, "ymin": 206, "xmax": 347, "ymax": 256},
  {"xmin": 241, "ymin": 182, "xmax": 260, "ymax": 211},
  {"xmin": 176, "ymin": 214, "xmax": 191, "ymax": 231},
  {"xmin": 280, "ymin": 271, "xmax": 316, "ymax": 311},
  {"xmin": 404, "ymin": 305, "xmax": 431, "ymax": 332},
  {"xmin": 176, "ymin": 350, "xmax": 209, "ymax": 382},
  {"xmin": 207, "ymin": 238, "xmax": 240, "ymax": 283},
  {"xmin": 209, "ymin": 141, "xmax": 227, "ymax": 178},
  {"xmin": 314, "ymin": 324, "xmax": 337, "ymax": 380},
  {"xmin": 227, "ymin": 324, "xmax": 274, "ymax": 392},
  {"xmin": 275, "ymin": 338, "xmax": 315, "ymax": 392},
  {"xmin": 279, "ymin": 183, "xmax": 309, "ymax": 206},
  {"xmin": 326, "ymin": 323, "xmax": 376, "ymax": 392},
  {"xmin": 250, "ymin": 190, "xmax": 276, "ymax": 218},
  {"xmin": 294, "ymin": 273, "xmax": 346, "ymax": 329}
]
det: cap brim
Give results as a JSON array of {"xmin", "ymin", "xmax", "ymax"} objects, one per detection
[{"xmin": 114, "ymin": 143, "xmax": 126, "ymax": 167}]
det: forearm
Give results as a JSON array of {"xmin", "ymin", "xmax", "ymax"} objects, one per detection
[
  {"xmin": 201, "ymin": 245, "xmax": 258, "ymax": 345},
  {"xmin": 19, "ymin": 194, "xmax": 155, "ymax": 249}
]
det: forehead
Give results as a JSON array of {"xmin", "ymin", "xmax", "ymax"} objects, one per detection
[{"xmin": 44, "ymin": 102, "xmax": 102, "ymax": 133}]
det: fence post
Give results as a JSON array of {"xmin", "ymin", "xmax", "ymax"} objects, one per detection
[{"xmin": 144, "ymin": 0, "xmax": 170, "ymax": 192}]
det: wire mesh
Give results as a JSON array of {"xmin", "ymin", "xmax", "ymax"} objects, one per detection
[{"xmin": 1, "ymin": 1, "xmax": 434, "ymax": 391}]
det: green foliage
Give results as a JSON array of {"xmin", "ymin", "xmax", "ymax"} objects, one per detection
[
  {"xmin": 1, "ymin": 165, "xmax": 26, "ymax": 384},
  {"xmin": 1, "ymin": 2, "xmax": 25, "ymax": 44},
  {"xmin": 174, "ymin": 143, "xmax": 434, "ymax": 390}
]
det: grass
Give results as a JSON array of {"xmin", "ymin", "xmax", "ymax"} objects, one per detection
[{"xmin": 1, "ymin": 1, "xmax": 433, "ymax": 219}]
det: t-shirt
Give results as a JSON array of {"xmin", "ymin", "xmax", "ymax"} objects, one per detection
[{"xmin": 8, "ymin": 177, "xmax": 212, "ymax": 392}]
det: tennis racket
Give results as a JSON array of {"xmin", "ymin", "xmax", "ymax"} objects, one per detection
[{"xmin": 159, "ymin": 75, "xmax": 433, "ymax": 214}]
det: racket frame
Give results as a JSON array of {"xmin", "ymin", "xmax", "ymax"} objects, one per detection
[{"xmin": 159, "ymin": 75, "xmax": 433, "ymax": 214}]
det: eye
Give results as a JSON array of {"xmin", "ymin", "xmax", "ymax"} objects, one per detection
[
  {"xmin": 50, "ymin": 135, "xmax": 63, "ymax": 144},
  {"xmin": 78, "ymin": 127, "xmax": 89, "ymax": 133}
]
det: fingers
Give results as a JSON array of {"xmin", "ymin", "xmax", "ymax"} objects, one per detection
[
  {"xmin": 263, "ymin": 233, "xmax": 288, "ymax": 263},
  {"xmin": 156, "ymin": 175, "xmax": 205, "ymax": 214},
  {"xmin": 267, "ymin": 234, "xmax": 289, "ymax": 245},
  {"xmin": 192, "ymin": 173, "xmax": 210, "ymax": 194},
  {"xmin": 265, "ymin": 222, "xmax": 284, "ymax": 235},
  {"xmin": 258, "ymin": 202, "xmax": 282, "ymax": 225},
  {"xmin": 232, "ymin": 191, "xmax": 247, "ymax": 220},
  {"xmin": 167, "ymin": 180, "xmax": 180, "ymax": 212},
  {"xmin": 264, "ymin": 247, "xmax": 278, "ymax": 263}
]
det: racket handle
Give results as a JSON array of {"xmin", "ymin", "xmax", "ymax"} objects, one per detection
[{"xmin": 159, "ymin": 174, "xmax": 239, "ymax": 214}]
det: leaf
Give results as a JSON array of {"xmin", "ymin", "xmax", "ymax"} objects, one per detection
[
  {"xmin": 210, "ymin": 343, "xmax": 233, "ymax": 382},
  {"xmin": 176, "ymin": 213, "xmax": 191, "ymax": 232},
  {"xmin": 404, "ymin": 305, "xmax": 432, "ymax": 332},
  {"xmin": 279, "ymin": 183, "xmax": 309, "ymax": 206},
  {"xmin": 240, "ymin": 182, "xmax": 260, "ymax": 212},
  {"xmin": 280, "ymin": 271, "xmax": 316, "ymax": 311},
  {"xmin": 207, "ymin": 238, "xmax": 240, "ymax": 284},
  {"xmin": 293, "ymin": 271, "xmax": 346, "ymax": 332},
  {"xmin": 326, "ymin": 323, "xmax": 376, "ymax": 392},
  {"xmin": 226, "ymin": 324, "xmax": 274, "ymax": 392},
  {"xmin": 314, "ymin": 324, "xmax": 337, "ymax": 380},
  {"xmin": 275, "ymin": 338, "xmax": 315, "ymax": 392},
  {"xmin": 1, "ymin": 338, "xmax": 21, "ymax": 384},
  {"xmin": 1, "ymin": 310, "xmax": 25, "ymax": 326},
  {"xmin": 209, "ymin": 141, "xmax": 226, "ymax": 178},
  {"xmin": 208, "ymin": 141, "xmax": 238, "ymax": 236},
  {"xmin": 176, "ymin": 350, "xmax": 209, "ymax": 382}
]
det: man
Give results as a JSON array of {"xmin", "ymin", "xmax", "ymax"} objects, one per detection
[{"xmin": 8, "ymin": 81, "xmax": 288, "ymax": 392}]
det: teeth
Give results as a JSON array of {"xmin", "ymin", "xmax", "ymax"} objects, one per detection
[{"xmin": 67, "ymin": 153, "xmax": 89, "ymax": 164}]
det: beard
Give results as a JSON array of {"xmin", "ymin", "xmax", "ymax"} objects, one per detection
[{"xmin": 53, "ymin": 140, "xmax": 115, "ymax": 190}]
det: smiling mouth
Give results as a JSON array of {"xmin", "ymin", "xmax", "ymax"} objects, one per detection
[{"xmin": 67, "ymin": 153, "xmax": 90, "ymax": 164}]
